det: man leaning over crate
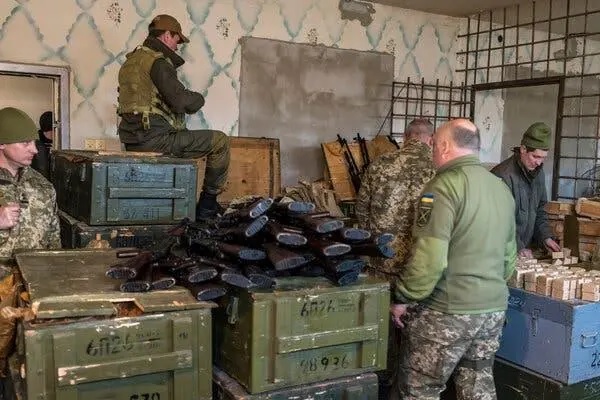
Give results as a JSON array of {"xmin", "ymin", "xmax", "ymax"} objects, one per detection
[
  {"xmin": 390, "ymin": 119, "xmax": 517, "ymax": 400},
  {"xmin": 0, "ymin": 107, "xmax": 61, "ymax": 399},
  {"xmin": 117, "ymin": 14, "xmax": 231, "ymax": 220},
  {"xmin": 491, "ymin": 122, "xmax": 561, "ymax": 258}
]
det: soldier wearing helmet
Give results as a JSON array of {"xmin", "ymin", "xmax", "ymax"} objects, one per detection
[
  {"xmin": 117, "ymin": 14, "xmax": 230, "ymax": 220},
  {"xmin": 0, "ymin": 107, "xmax": 60, "ymax": 255},
  {"xmin": 0, "ymin": 107, "xmax": 60, "ymax": 387}
]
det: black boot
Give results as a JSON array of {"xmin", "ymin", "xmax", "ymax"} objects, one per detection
[{"xmin": 196, "ymin": 192, "xmax": 222, "ymax": 221}]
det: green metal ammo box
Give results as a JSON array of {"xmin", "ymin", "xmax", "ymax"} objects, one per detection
[
  {"xmin": 214, "ymin": 276, "xmax": 389, "ymax": 393},
  {"xmin": 52, "ymin": 151, "xmax": 197, "ymax": 225},
  {"xmin": 13, "ymin": 249, "xmax": 214, "ymax": 400},
  {"xmin": 58, "ymin": 210, "xmax": 178, "ymax": 248},
  {"xmin": 213, "ymin": 367, "xmax": 378, "ymax": 400}
]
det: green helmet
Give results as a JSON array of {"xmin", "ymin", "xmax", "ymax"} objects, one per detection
[{"xmin": 0, "ymin": 107, "xmax": 39, "ymax": 145}]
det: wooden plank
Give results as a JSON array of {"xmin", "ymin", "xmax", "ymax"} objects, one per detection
[
  {"xmin": 545, "ymin": 201, "xmax": 575, "ymax": 216},
  {"xmin": 575, "ymin": 198, "xmax": 600, "ymax": 219},
  {"xmin": 321, "ymin": 141, "xmax": 365, "ymax": 201},
  {"xmin": 196, "ymin": 137, "xmax": 281, "ymax": 203}
]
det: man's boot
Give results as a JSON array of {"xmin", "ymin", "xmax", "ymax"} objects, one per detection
[{"xmin": 195, "ymin": 191, "xmax": 222, "ymax": 221}]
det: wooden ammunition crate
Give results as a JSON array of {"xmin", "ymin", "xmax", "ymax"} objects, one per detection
[
  {"xmin": 213, "ymin": 367, "xmax": 378, "ymax": 399},
  {"xmin": 58, "ymin": 210, "xmax": 177, "ymax": 249},
  {"xmin": 52, "ymin": 150, "xmax": 197, "ymax": 225},
  {"xmin": 441, "ymin": 358, "xmax": 600, "ymax": 400},
  {"xmin": 12, "ymin": 249, "xmax": 215, "ymax": 400},
  {"xmin": 495, "ymin": 357, "xmax": 600, "ymax": 399},
  {"xmin": 214, "ymin": 276, "xmax": 389, "ymax": 393},
  {"xmin": 498, "ymin": 287, "xmax": 600, "ymax": 384},
  {"xmin": 196, "ymin": 137, "xmax": 281, "ymax": 203}
]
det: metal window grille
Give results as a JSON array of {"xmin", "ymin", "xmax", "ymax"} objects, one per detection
[
  {"xmin": 459, "ymin": 0, "xmax": 600, "ymax": 200},
  {"xmin": 390, "ymin": 78, "xmax": 472, "ymax": 137}
]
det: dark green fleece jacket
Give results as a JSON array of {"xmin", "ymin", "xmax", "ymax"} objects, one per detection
[{"xmin": 395, "ymin": 155, "xmax": 517, "ymax": 314}]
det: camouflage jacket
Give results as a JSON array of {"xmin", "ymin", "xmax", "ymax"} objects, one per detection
[
  {"xmin": 0, "ymin": 167, "xmax": 61, "ymax": 260},
  {"xmin": 355, "ymin": 139, "xmax": 435, "ymax": 278}
]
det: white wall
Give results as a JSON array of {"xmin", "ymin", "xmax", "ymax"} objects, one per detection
[
  {"xmin": 0, "ymin": 0, "xmax": 463, "ymax": 149},
  {"xmin": 0, "ymin": 75, "xmax": 53, "ymax": 130}
]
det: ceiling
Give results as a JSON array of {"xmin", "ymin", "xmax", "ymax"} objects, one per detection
[{"xmin": 369, "ymin": 0, "xmax": 523, "ymax": 17}]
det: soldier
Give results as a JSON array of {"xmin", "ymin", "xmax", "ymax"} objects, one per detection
[
  {"xmin": 0, "ymin": 107, "xmax": 61, "ymax": 397},
  {"xmin": 117, "ymin": 14, "xmax": 230, "ymax": 220},
  {"xmin": 491, "ymin": 122, "xmax": 561, "ymax": 258},
  {"xmin": 355, "ymin": 118, "xmax": 435, "ymax": 397},
  {"xmin": 390, "ymin": 119, "xmax": 517, "ymax": 400}
]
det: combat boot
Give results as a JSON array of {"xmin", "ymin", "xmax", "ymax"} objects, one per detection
[{"xmin": 195, "ymin": 191, "xmax": 223, "ymax": 221}]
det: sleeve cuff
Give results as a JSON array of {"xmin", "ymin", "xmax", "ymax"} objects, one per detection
[{"xmin": 393, "ymin": 290, "xmax": 412, "ymax": 304}]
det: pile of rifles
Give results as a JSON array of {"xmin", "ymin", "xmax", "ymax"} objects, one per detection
[{"xmin": 106, "ymin": 197, "xmax": 394, "ymax": 301}]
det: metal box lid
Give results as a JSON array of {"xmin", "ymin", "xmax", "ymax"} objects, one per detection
[
  {"xmin": 15, "ymin": 249, "xmax": 215, "ymax": 319},
  {"xmin": 53, "ymin": 150, "xmax": 197, "ymax": 165}
]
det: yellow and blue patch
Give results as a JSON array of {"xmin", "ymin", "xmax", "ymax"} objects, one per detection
[{"xmin": 417, "ymin": 193, "xmax": 434, "ymax": 227}]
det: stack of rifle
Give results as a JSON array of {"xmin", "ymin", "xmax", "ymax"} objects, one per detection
[
  {"xmin": 105, "ymin": 197, "xmax": 394, "ymax": 302},
  {"xmin": 336, "ymin": 133, "xmax": 371, "ymax": 193}
]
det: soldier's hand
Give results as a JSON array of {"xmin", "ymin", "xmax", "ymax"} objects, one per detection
[
  {"xmin": 0, "ymin": 202, "xmax": 21, "ymax": 230},
  {"xmin": 544, "ymin": 238, "xmax": 561, "ymax": 253},
  {"xmin": 390, "ymin": 303, "xmax": 409, "ymax": 329},
  {"xmin": 518, "ymin": 248, "xmax": 533, "ymax": 258}
]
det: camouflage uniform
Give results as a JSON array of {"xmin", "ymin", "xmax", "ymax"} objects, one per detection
[
  {"xmin": 0, "ymin": 167, "xmax": 60, "ymax": 259},
  {"xmin": 355, "ymin": 139, "xmax": 435, "ymax": 277},
  {"xmin": 393, "ymin": 307, "xmax": 505, "ymax": 400},
  {"xmin": 355, "ymin": 139, "xmax": 434, "ymax": 395}
]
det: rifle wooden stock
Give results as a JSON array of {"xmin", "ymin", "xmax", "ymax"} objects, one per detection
[
  {"xmin": 217, "ymin": 242, "xmax": 267, "ymax": 261},
  {"xmin": 336, "ymin": 227, "xmax": 372, "ymax": 242},
  {"xmin": 119, "ymin": 262, "xmax": 153, "ymax": 292},
  {"xmin": 175, "ymin": 265, "xmax": 219, "ymax": 284},
  {"xmin": 307, "ymin": 236, "xmax": 352, "ymax": 257},
  {"xmin": 220, "ymin": 268, "xmax": 255, "ymax": 289},
  {"xmin": 106, "ymin": 251, "xmax": 153, "ymax": 280},
  {"xmin": 272, "ymin": 201, "xmax": 316, "ymax": 214},
  {"xmin": 266, "ymin": 221, "xmax": 307, "ymax": 246},
  {"xmin": 150, "ymin": 271, "xmax": 177, "ymax": 291},
  {"xmin": 287, "ymin": 214, "xmax": 344, "ymax": 234},
  {"xmin": 327, "ymin": 270, "xmax": 360, "ymax": 286},
  {"xmin": 351, "ymin": 242, "xmax": 394, "ymax": 258},
  {"xmin": 244, "ymin": 265, "xmax": 275, "ymax": 288},
  {"xmin": 263, "ymin": 243, "xmax": 309, "ymax": 271},
  {"xmin": 324, "ymin": 257, "xmax": 366, "ymax": 274},
  {"xmin": 184, "ymin": 282, "xmax": 228, "ymax": 301},
  {"xmin": 295, "ymin": 264, "xmax": 326, "ymax": 277},
  {"xmin": 218, "ymin": 198, "xmax": 273, "ymax": 227},
  {"xmin": 213, "ymin": 215, "xmax": 269, "ymax": 240}
]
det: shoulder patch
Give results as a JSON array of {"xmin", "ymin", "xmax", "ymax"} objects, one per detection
[{"xmin": 417, "ymin": 193, "xmax": 434, "ymax": 227}]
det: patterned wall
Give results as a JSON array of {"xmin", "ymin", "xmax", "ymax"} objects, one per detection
[{"xmin": 0, "ymin": 0, "xmax": 462, "ymax": 148}]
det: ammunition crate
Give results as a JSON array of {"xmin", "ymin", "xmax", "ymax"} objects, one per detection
[
  {"xmin": 52, "ymin": 150, "xmax": 197, "ymax": 225},
  {"xmin": 498, "ymin": 287, "xmax": 600, "ymax": 384},
  {"xmin": 440, "ymin": 358, "xmax": 600, "ymax": 400},
  {"xmin": 214, "ymin": 276, "xmax": 389, "ymax": 393},
  {"xmin": 59, "ymin": 210, "xmax": 177, "ymax": 248},
  {"xmin": 213, "ymin": 367, "xmax": 378, "ymax": 400},
  {"xmin": 14, "ymin": 249, "xmax": 215, "ymax": 400},
  {"xmin": 495, "ymin": 357, "xmax": 600, "ymax": 400}
]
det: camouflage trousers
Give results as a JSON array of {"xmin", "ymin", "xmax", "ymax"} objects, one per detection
[
  {"xmin": 126, "ymin": 129, "xmax": 230, "ymax": 195},
  {"xmin": 391, "ymin": 307, "xmax": 505, "ymax": 400}
]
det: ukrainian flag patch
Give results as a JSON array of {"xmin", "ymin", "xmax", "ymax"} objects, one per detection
[{"xmin": 417, "ymin": 193, "xmax": 434, "ymax": 227}]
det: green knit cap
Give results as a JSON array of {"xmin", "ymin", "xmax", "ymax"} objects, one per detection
[
  {"xmin": 521, "ymin": 122, "xmax": 551, "ymax": 150},
  {"xmin": 0, "ymin": 107, "xmax": 38, "ymax": 145}
]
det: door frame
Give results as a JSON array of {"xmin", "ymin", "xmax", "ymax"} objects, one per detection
[
  {"xmin": 0, "ymin": 61, "xmax": 70, "ymax": 150},
  {"xmin": 470, "ymin": 77, "xmax": 565, "ymax": 200}
]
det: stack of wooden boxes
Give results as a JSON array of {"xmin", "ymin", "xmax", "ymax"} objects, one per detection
[
  {"xmin": 52, "ymin": 150, "xmax": 198, "ymax": 249},
  {"xmin": 546, "ymin": 199, "xmax": 600, "ymax": 258},
  {"xmin": 493, "ymin": 253, "xmax": 600, "ymax": 398},
  {"xmin": 212, "ymin": 276, "xmax": 390, "ymax": 399}
]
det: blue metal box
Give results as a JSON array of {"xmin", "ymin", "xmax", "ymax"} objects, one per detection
[{"xmin": 498, "ymin": 287, "xmax": 600, "ymax": 384}]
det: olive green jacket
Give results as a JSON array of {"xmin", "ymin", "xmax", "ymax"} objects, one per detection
[{"xmin": 394, "ymin": 155, "xmax": 517, "ymax": 314}]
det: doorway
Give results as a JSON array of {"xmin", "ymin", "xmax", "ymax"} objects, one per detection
[
  {"xmin": 472, "ymin": 78, "xmax": 562, "ymax": 199},
  {"xmin": 0, "ymin": 61, "xmax": 70, "ymax": 149}
]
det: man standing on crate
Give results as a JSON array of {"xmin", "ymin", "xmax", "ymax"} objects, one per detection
[
  {"xmin": 355, "ymin": 118, "xmax": 435, "ymax": 398},
  {"xmin": 0, "ymin": 107, "xmax": 61, "ymax": 398},
  {"xmin": 491, "ymin": 122, "xmax": 561, "ymax": 257},
  {"xmin": 390, "ymin": 119, "xmax": 517, "ymax": 400},
  {"xmin": 117, "ymin": 14, "xmax": 230, "ymax": 220}
]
